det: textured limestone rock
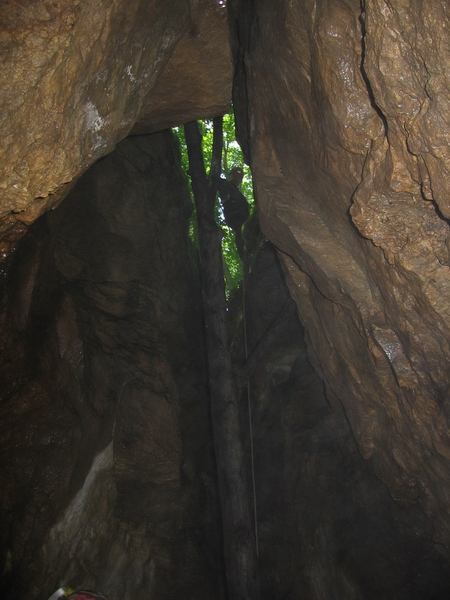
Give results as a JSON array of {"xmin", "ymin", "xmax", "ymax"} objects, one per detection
[
  {"xmin": 233, "ymin": 242, "xmax": 450, "ymax": 599},
  {"xmin": 0, "ymin": 0, "xmax": 232, "ymax": 257},
  {"xmin": 0, "ymin": 131, "xmax": 222, "ymax": 600},
  {"xmin": 231, "ymin": 0, "xmax": 450, "ymax": 555},
  {"xmin": 131, "ymin": 0, "xmax": 232, "ymax": 134},
  {"xmin": 4, "ymin": 0, "xmax": 450, "ymax": 595}
]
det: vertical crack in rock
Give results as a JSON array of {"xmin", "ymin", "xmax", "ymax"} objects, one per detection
[{"xmin": 358, "ymin": 0, "xmax": 388, "ymax": 136}]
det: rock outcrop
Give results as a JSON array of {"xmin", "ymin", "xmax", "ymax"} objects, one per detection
[
  {"xmin": 236, "ymin": 242, "xmax": 450, "ymax": 599},
  {"xmin": 0, "ymin": 0, "xmax": 231, "ymax": 256},
  {"xmin": 231, "ymin": 0, "xmax": 450, "ymax": 556},
  {"xmin": 0, "ymin": 131, "xmax": 222, "ymax": 600}
]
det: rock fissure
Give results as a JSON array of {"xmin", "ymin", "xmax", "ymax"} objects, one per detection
[{"xmin": 358, "ymin": 2, "xmax": 389, "ymax": 137}]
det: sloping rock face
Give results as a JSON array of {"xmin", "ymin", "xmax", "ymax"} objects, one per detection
[
  {"xmin": 231, "ymin": 0, "xmax": 450, "ymax": 559},
  {"xmin": 234, "ymin": 242, "xmax": 450, "ymax": 599},
  {"xmin": 130, "ymin": 0, "xmax": 231, "ymax": 134},
  {"xmin": 0, "ymin": 131, "xmax": 223, "ymax": 600},
  {"xmin": 0, "ymin": 0, "xmax": 231, "ymax": 257}
]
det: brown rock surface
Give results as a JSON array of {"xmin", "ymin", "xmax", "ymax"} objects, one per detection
[
  {"xmin": 0, "ymin": 0, "xmax": 231, "ymax": 256},
  {"xmin": 0, "ymin": 131, "xmax": 222, "ymax": 600},
  {"xmin": 231, "ymin": 0, "xmax": 450, "ymax": 554},
  {"xmin": 4, "ymin": 0, "xmax": 450, "ymax": 596},
  {"xmin": 233, "ymin": 241, "xmax": 450, "ymax": 599},
  {"xmin": 130, "ymin": 0, "xmax": 232, "ymax": 134}
]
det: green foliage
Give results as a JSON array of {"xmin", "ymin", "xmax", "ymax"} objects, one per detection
[
  {"xmin": 175, "ymin": 124, "xmax": 190, "ymax": 175},
  {"xmin": 174, "ymin": 108, "xmax": 253, "ymax": 294},
  {"xmin": 221, "ymin": 112, "xmax": 253, "ymax": 205},
  {"xmin": 221, "ymin": 222, "xmax": 243, "ymax": 290}
]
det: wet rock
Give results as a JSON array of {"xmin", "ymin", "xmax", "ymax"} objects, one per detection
[
  {"xmin": 236, "ymin": 241, "xmax": 450, "ymax": 599},
  {"xmin": 231, "ymin": 0, "xmax": 450, "ymax": 557},
  {"xmin": 0, "ymin": 0, "xmax": 231, "ymax": 257},
  {"xmin": 131, "ymin": 0, "xmax": 232, "ymax": 134},
  {"xmin": 4, "ymin": 0, "xmax": 450, "ymax": 596}
]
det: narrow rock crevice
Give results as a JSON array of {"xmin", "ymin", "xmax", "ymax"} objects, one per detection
[{"xmin": 358, "ymin": 1, "xmax": 389, "ymax": 137}]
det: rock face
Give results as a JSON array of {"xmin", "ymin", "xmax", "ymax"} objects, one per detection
[
  {"xmin": 130, "ymin": 0, "xmax": 231, "ymax": 134},
  {"xmin": 0, "ymin": 131, "xmax": 223, "ymax": 600},
  {"xmin": 236, "ymin": 242, "xmax": 450, "ymax": 599},
  {"xmin": 4, "ymin": 0, "xmax": 450, "ymax": 598},
  {"xmin": 231, "ymin": 0, "xmax": 450, "ymax": 557},
  {"xmin": 0, "ymin": 0, "xmax": 231, "ymax": 256}
]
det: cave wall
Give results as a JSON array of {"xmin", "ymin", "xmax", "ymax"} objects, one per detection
[
  {"xmin": 0, "ymin": 0, "xmax": 231, "ymax": 256},
  {"xmin": 231, "ymin": 0, "xmax": 450, "ymax": 554},
  {"xmin": 237, "ymin": 242, "xmax": 450, "ymax": 599},
  {"xmin": 3, "ymin": 0, "xmax": 450, "ymax": 598},
  {"xmin": 0, "ymin": 131, "xmax": 223, "ymax": 600}
]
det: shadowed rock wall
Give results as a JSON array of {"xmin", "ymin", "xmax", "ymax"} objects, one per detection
[
  {"xmin": 231, "ymin": 0, "xmax": 450, "ymax": 558},
  {"xmin": 235, "ymin": 242, "xmax": 450, "ymax": 599},
  {"xmin": 0, "ymin": 131, "xmax": 223, "ymax": 600}
]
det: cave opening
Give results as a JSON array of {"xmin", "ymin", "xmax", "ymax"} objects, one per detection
[{"xmin": 3, "ymin": 1, "xmax": 450, "ymax": 600}]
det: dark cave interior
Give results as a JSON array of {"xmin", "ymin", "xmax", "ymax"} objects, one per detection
[{"xmin": 3, "ymin": 1, "xmax": 450, "ymax": 599}]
